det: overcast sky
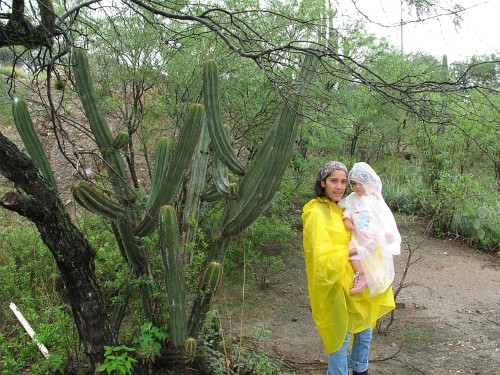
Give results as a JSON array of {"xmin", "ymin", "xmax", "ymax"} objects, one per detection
[{"xmin": 335, "ymin": 0, "xmax": 499, "ymax": 62}]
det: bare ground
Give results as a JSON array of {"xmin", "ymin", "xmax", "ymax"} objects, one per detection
[{"xmin": 217, "ymin": 219, "xmax": 500, "ymax": 375}]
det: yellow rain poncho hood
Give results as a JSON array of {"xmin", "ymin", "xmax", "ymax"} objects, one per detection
[{"xmin": 302, "ymin": 197, "xmax": 395, "ymax": 354}]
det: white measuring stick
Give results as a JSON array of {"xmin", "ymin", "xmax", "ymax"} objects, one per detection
[{"xmin": 9, "ymin": 302, "xmax": 50, "ymax": 358}]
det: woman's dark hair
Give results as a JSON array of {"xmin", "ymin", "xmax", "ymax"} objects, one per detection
[{"xmin": 314, "ymin": 173, "xmax": 325, "ymax": 197}]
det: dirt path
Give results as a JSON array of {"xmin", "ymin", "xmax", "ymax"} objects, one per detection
[{"xmin": 218, "ymin": 220, "xmax": 499, "ymax": 374}]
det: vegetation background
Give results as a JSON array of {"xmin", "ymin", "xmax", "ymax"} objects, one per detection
[{"xmin": 0, "ymin": 0, "xmax": 498, "ymax": 374}]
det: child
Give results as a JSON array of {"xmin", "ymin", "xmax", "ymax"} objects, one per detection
[{"xmin": 339, "ymin": 162, "xmax": 401, "ymax": 295}]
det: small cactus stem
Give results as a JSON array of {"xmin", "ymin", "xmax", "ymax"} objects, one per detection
[
  {"xmin": 188, "ymin": 254, "xmax": 226, "ymax": 336},
  {"xmin": 203, "ymin": 59, "xmax": 246, "ymax": 176},
  {"xmin": 183, "ymin": 337, "xmax": 197, "ymax": 357},
  {"xmin": 182, "ymin": 121, "xmax": 210, "ymax": 262},
  {"xmin": 201, "ymin": 184, "xmax": 223, "ymax": 202},
  {"xmin": 12, "ymin": 97, "xmax": 58, "ymax": 191},
  {"xmin": 72, "ymin": 48, "xmax": 133, "ymax": 202},
  {"xmin": 228, "ymin": 182, "xmax": 238, "ymax": 199},
  {"xmin": 212, "ymin": 152, "xmax": 232, "ymax": 199},
  {"xmin": 112, "ymin": 131, "xmax": 129, "ymax": 149},
  {"xmin": 135, "ymin": 103, "xmax": 203, "ymax": 237},
  {"xmin": 71, "ymin": 181, "xmax": 125, "ymax": 220},
  {"xmin": 146, "ymin": 137, "xmax": 171, "ymax": 210},
  {"xmin": 159, "ymin": 205, "xmax": 187, "ymax": 348},
  {"xmin": 114, "ymin": 219, "xmax": 148, "ymax": 275}
]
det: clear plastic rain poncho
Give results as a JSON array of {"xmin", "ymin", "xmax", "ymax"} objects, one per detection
[{"xmin": 339, "ymin": 162, "xmax": 401, "ymax": 296}]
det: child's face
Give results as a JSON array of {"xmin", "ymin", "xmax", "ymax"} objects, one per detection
[{"xmin": 350, "ymin": 180, "xmax": 366, "ymax": 195}]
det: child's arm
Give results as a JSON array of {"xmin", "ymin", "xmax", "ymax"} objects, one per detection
[
  {"xmin": 343, "ymin": 216, "xmax": 354, "ymax": 231},
  {"xmin": 348, "ymin": 246, "xmax": 357, "ymax": 256}
]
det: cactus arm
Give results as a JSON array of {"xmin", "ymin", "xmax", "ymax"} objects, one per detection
[
  {"xmin": 219, "ymin": 54, "xmax": 319, "ymax": 237},
  {"xmin": 72, "ymin": 48, "xmax": 114, "ymax": 148},
  {"xmin": 72, "ymin": 48, "xmax": 133, "ymax": 200},
  {"xmin": 112, "ymin": 131, "xmax": 129, "ymax": 149},
  {"xmin": 212, "ymin": 152, "xmax": 233, "ymax": 199},
  {"xmin": 12, "ymin": 97, "xmax": 58, "ymax": 191},
  {"xmin": 203, "ymin": 60, "xmax": 246, "ymax": 176},
  {"xmin": 135, "ymin": 104, "xmax": 203, "ymax": 237},
  {"xmin": 71, "ymin": 181, "xmax": 125, "ymax": 220},
  {"xmin": 188, "ymin": 259, "xmax": 224, "ymax": 336},
  {"xmin": 144, "ymin": 137, "xmax": 171, "ymax": 210},
  {"xmin": 201, "ymin": 184, "xmax": 223, "ymax": 202},
  {"xmin": 182, "ymin": 121, "xmax": 210, "ymax": 258},
  {"xmin": 159, "ymin": 205, "xmax": 187, "ymax": 348}
]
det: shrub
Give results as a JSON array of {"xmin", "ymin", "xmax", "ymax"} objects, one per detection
[
  {"xmin": 0, "ymin": 219, "xmax": 78, "ymax": 374},
  {"xmin": 226, "ymin": 215, "xmax": 295, "ymax": 288}
]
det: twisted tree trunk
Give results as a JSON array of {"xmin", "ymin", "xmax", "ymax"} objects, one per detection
[{"xmin": 0, "ymin": 131, "xmax": 113, "ymax": 373}]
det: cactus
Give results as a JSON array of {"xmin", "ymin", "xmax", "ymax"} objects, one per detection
[
  {"xmin": 71, "ymin": 181, "xmax": 125, "ymax": 220},
  {"xmin": 203, "ymin": 59, "xmax": 246, "ymax": 176},
  {"xmin": 159, "ymin": 205, "xmax": 187, "ymax": 347},
  {"xmin": 219, "ymin": 54, "xmax": 320, "ymax": 238},
  {"xmin": 134, "ymin": 103, "xmax": 204, "ymax": 237},
  {"xmin": 11, "ymin": 48, "xmax": 319, "ymax": 355},
  {"xmin": 112, "ymin": 131, "xmax": 129, "ymax": 149},
  {"xmin": 183, "ymin": 337, "xmax": 197, "ymax": 356},
  {"xmin": 189, "ymin": 260, "xmax": 223, "ymax": 335},
  {"xmin": 12, "ymin": 97, "xmax": 58, "ymax": 191}
]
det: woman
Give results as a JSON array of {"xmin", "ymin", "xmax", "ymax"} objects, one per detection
[{"xmin": 301, "ymin": 161, "xmax": 395, "ymax": 375}]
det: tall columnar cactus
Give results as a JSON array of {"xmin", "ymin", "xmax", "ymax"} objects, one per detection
[
  {"xmin": 203, "ymin": 59, "xmax": 247, "ymax": 176},
  {"xmin": 134, "ymin": 103, "xmax": 203, "ymax": 237},
  {"xmin": 159, "ymin": 205, "xmax": 187, "ymax": 347},
  {"xmin": 219, "ymin": 53, "xmax": 320, "ymax": 239},
  {"xmin": 72, "ymin": 47, "xmax": 153, "ymax": 321},
  {"xmin": 182, "ymin": 121, "xmax": 210, "ymax": 261},
  {"xmin": 13, "ymin": 97, "xmax": 58, "ymax": 191},
  {"xmin": 13, "ymin": 48, "xmax": 319, "ymax": 358}
]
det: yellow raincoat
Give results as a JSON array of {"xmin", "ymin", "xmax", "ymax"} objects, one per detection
[{"xmin": 302, "ymin": 197, "xmax": 395, "ymax": 354}]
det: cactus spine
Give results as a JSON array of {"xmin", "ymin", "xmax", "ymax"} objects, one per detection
[{"xmin": 13, "ymin": 97, "xmax": 58, "ymax": 191}]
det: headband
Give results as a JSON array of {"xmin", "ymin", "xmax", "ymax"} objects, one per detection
[{"xmin": 319, "ymin": 161, "xmax": 348, "ymax": 180}]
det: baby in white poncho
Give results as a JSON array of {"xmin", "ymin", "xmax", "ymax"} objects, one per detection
[{"xmin": 339, "ymin": 162, "xmax": 401, "ymax": 295}]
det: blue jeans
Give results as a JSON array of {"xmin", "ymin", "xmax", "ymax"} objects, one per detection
[{"xmin": 327, "ymin": 327, "xmax": 372, "ymax": 375}]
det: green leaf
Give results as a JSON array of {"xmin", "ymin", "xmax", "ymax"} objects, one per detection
[
  {"xmin": 477, "ymin": 229, "xmax": 485, "ymax": 240},
  {"xmin": 477, "ymin": 207, "xmax": 488, "ymax": 219},
  {"xmin": 473, "ymin": 218, "xmax": 482, "ymax": 230}
]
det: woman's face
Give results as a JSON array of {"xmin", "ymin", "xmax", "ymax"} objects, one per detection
[{"xmin": 321, "ymin": 170, "xmax": 348, "ymax": 202}]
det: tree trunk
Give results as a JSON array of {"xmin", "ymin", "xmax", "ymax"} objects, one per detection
[{"xmin": 0, "ymin": 131, "xmax": 113, "ymax": 373}]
